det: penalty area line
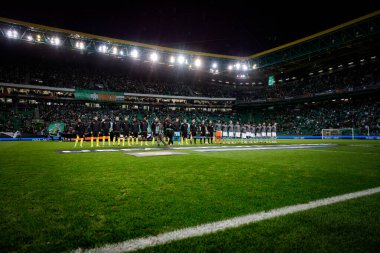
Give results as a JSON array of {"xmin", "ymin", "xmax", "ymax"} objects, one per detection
[{"xmin": 73, "ymin": 186, "xmax": 380, "ymax": 253}]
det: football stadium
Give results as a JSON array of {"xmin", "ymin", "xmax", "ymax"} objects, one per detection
[{"xmin": 0, "ymin": 4, "xmax": 380, "ymax": 253}]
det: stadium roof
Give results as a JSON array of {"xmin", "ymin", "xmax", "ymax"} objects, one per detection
[
  {"xmin": 0, "ymin": 8, "xmax": 379, "ymax": 79},
  {"xmin": 1, "ymin": 2, "xmax": 380, "ymax": 55},
  {"xmin": 0, "ymin": 10, "xmax": 379, "ymax": 61}
]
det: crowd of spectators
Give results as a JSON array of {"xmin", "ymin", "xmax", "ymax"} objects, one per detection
[
  {"xmin": 0, "ymin": 61, "xmax": 236, "ymax": 98},
  {"xmin": 1, "ymin": 97, "xmax": 378, "ymax": 136},
  {"xmin": 0, "ymin": 102, "xmax": 238, "ymax": 135},
  {"xmin": 239, "ymin": 61, "xmax": 380, "ymax": 101},
  {"xmin": 1, "ymin": 56, "xmax": 378, "ymax": 100},
  {"xmin": 258, "ymin": 97, "xmax": 380, "ymax": 135}
]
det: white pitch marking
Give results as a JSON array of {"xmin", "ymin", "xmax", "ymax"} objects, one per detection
[
  {"xmin": 194, "ymin": 145, "xmax": 332, "ymax": 152},
  {"xmin": 305, "ymin": 149, "xmax": 379, "ymax": 155},
  {"xmin": 60, "ymin": 144, "xmax": 336, "ymax": 154},
  {"xmin": 73, "ymin": 186, "xmax": 380, "ymax": 253},
  {"xmin": 95, "ymin": 149, "xmax": 119, "ymax": 152}
]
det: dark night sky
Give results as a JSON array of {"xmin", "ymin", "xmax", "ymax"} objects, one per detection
[{"xmin": 0, "ymin": 1, "xmax": 379, "ymax": 56}]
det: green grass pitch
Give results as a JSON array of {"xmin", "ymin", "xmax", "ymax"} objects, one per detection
[{"xmin": 0, "ymin": 140, "xmax": 379, "ymax": 252}]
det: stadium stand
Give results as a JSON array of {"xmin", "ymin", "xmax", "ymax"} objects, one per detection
[
  {"xmin": 0, "ymin": 14, "xmax": 379, "ymax": 138},
  {"xmin": 0, "ymin": 52, "xmax": 378, "ymax": 100}
]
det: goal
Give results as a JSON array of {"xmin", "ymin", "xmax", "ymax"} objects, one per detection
[{"xmin": 321, "ymin": 128, "xmax": 355, "ymax": 140}]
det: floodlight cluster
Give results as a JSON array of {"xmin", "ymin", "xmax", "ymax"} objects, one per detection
[{"xmin": 2, "ymin": 26, "xmax": 258, "ymax": 76}]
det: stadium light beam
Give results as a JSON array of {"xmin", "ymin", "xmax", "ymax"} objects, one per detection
[
  {"xmin": 75, "ymin": 41, "xmax": 85, "ymax": 50},
  {"xmin": 169, "ymin": 56, "xmax": 175, "ymax": 63},
  {"xmin": 235, "ymin": 63, "xmax": 241, "ymax": 70},
  {"xmin": 212, "ymin": 62, "xmax": 218, "ymax": 69},
  {"xmin": 150, "ymin": 52, "xmax": 159, "ymax": 62},
  {"xmin": 112, "ymin": 47, "xmax": 118, "ymax": 55},
  {"xmin": 26, "ymin": 35, "xmax": 33, "ymax": 41},
  {"xmin": 228, "ymin": 65, "xmax": 233, "ymax": 70},
  {"xmin": 98, "ymin": 45, "xmax": 108, "ymax": 53},
  {"xmin": 6, "ymin": 29, "xmax": 18, "ymax": 39},
  {"xmin": 130, "ymin": 49, "xmax": 139, "ymax": 58},
  {"xmin": 242, "ymin": 64, "xmax": 248, "ymax": 71},
  {"xmin": 194, "ymin": 58, "xmax": 202, "ymax": 68},
  {"xmin": 177, "ymin": 55, "xmax": 185, "ymax": 65},
  {"xmin": 51, "ymin": 37, "xmax": 61, "ymax": 46}
]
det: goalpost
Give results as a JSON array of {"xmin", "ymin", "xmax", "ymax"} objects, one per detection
[{"xmin": 321, "ymin": 128, "xmax": 355, "ymax": 140}]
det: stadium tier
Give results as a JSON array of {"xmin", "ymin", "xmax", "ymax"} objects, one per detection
[
  {"xmin": 0, "ymin": 41, "xmax": 379, "ymax": 137},
  {"xmin": 0, "ymin": 41, "xmax": 379, "ymax": 99},
  {"xmin": 0, "ymin": 12, "xmax": 379, "ymax": 140},
  {"xmin": 1, "ymin": 95, "xmax": 378, "ymax": 136}
]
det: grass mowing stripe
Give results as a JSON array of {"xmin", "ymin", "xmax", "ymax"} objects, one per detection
[
  {"xmin": 1, "ymin": 140, "xmax": 379, "ymax": 252},
  {"xmin": 73, "ymin": 187, "xmax": 380, "ymax": 253}
]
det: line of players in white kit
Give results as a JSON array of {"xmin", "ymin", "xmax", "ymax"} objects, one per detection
[
  {"xmin": 73, "ymin": 116, "xmax": 277, "ymax": 147},
  {"xmin": 217, "ymin": 120, "xmax": 277, "ymax": 144}
]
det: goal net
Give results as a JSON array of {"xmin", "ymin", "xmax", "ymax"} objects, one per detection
[{"xmin": 321, "ymin": 128, "xmax": 355, "ymax": 139}]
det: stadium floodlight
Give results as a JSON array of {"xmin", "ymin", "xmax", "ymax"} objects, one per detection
[
  {"xmin": 6, "ymin": 29, "xmax": 19, "ymax": 39},
  {"xmin": 119, "ymin": 50, "xmax": 124, "ymax": 56},
  {"xmin": 75, "ymin": 41, "xmax": 85, "ymax": 50},
  {"xmin": 235, "ymin": 63, "xmax": 241, "ymax": 70},
  {"xmin": 50, "ymin": 37, "xmax": 61, "ymax": 46},
  {"xmin": 212, "ymin": 62, "xmax": 217, "ymax": 69},
  {"xmin": 177, "ymin": 55, "xmax": 185, "ymax": 65},
  {"xmin": 252, "ymin": 64, "xmax": 257, "ymax": 69},
  {"xmin": 348, "ymin": 62, "xmax": 354, "ymax": 65},
  {"xmin": 338, "ymin": 64, "xmax": 343, "ymax": 68},
  {"xmin": 36, "ymin": 34, "xmax": 41, "ymax": 42},
  {"xmin": 194, "ymin": 58, "xmax": 202, "ymax": 68},
  {"xmin": 242, "ymin": 64, "xmax": 248, "ymax": 71},
  {"xmin": 215, "ymin": 69, "xmax": 219, "ymax": 74},
  {"xmin": 150, "ymin": 52, "xmax": 159, "ymax": 62},
  {"xmin": 169, "ymin": 56, "xmax": 175, "ymax": 63},
  {"xmin": 360, "ymin": 59, "xmax": 365, "ymax": 62},
  {"xmin": 112, "ymin": 47, "xmax": 118, "ymax": 55},
  {"xmin": 98, "ymin": 45, "xmax": 108, "ymax": 53},
  {"xmin": 329, "ymin": 67, "xmax": 333, "ymax": 70},
  {"xmin": 228, "ymin": 65, "xmax": 233, "ymax": 70},
  {"xmin": 26, "ymin": 35, "xmax": 33, "ymax": 41},
  {"xmin": 130, "ymin": 49, "xmax": 139, "ymax": 58}
]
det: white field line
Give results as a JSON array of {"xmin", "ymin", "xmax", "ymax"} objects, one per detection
[
  {"xmin": 59, "ymin": 144, "xmax": 336, "ymax": 153},
  {"xmin": 73, "ymin": 186, "xmax": 380, "ymax": 253},
  {"xmin": 304, "ymin": 149, "xmax": 379, "ymax": 155}
]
